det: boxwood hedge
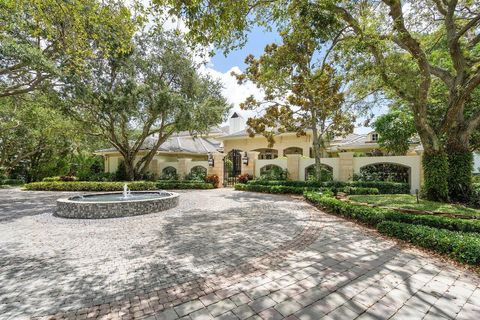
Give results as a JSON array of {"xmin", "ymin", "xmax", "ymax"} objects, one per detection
[
  {"xmin": 235, "ymin": 183, "xmax": 378, "ymax": 196},
  {"xmin": 378, "ymin": 221, "xmax": 480, "ymax": 265},
  {"xmin": 23, "ymin": 181, "xmax": 214, "ymax": 191},
  {"xmin": 247, "ymin": 180, "xmax": 409, "ymax": 194},
  {"xmin": 304, "ymin": 192, "xmax": 480, "ymax": 233},
  {"xmin": 305, "ymin": 192, "xmax": 480, "ymax": 265}
]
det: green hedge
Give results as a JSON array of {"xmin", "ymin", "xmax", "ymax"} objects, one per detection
[
  {"xmin": 304, "ymin": 192, "xmax": 480, "ymax": 233},
  {"xmin": 247, "ymin": 180, "xmax": 409, "ymax": 194},
  {"xmin": 235, "ymin": 183, "xmax": 377, "ymax": 196},
  {"xmin": 378, "ymin": 221, "xmax": 480, "ymax": 265},
  {"xmin": 23, "ymin": 181, "xmax": 214, "ymax": 191},
  {"xmin": 0, "ymin": 179, "xmax": 24, "ymax": 185},
  {"xmin": 234, "ymin": 183, "xmax": 334, "ymax": 195}
]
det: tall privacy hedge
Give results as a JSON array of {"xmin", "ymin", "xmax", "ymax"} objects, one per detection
[
  {"xmin": 447, "ymin": 150, "xmax": 473, "ymax": 203},
  {"xmin": 422, "ymin": 151, "xmax": 449, "ymax": 202}
]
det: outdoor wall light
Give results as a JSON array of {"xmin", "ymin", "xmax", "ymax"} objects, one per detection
[
  {"xmin": 242, "ymin": 152, "xmax": 249, "ymax": 165},
  {"xmin": 208, "ymin": 153, "xmax": 214, "ymax": 167}
]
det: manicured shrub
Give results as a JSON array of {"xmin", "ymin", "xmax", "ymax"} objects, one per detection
[
  {"xmin": 235, "ymin": 183, "xmax": 334, "ymax": 196},
  {"xmin": 342, "ymin": 187, "xmax": 379, "ymax": 195},
  {"xmin": 377, "ymin": 221, "xmax": 480, "ymax": 265},
  {"xmin": 247, "ymin": 180, "xmax": 409, "ymax": 194},
  {"xmin": 205, "ymin": 174, "xmax": 220, "ymax": 188},
  {"xmin": 42, "ymin": 176, "xmax": 61, "ymax": 182},
  {"xmin": 304, "ymin": 192, "xmax": 480, "ymax": 233},
  {"xmin": 0, "ymin": 179, "xmax": 24, "ymax": 185},
  {"xmin": 422, "ymin": 151, "xmax": 449, "ymax": 202},
  {"xmin": 23, "ymin": 180, "xmax": 214, "ymax": 191},
  {"xmin": 237, "ymin": 173, "xmax": 252, "ymax": 184},
  {"xmin": 447, "ymin": 149, "xmax": 473, "ymax": 203},
  {"xmin": 60, "ymin": 175, "xmax": 78, "ymax": 182}
]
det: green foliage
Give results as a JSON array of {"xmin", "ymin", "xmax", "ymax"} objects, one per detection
[
  {"xmin": 447, "ymin": 150, "xmax": 473, "ymax": 203},
  {"xmin": 258, "ymin": 165, "xmax": 288, "ymax": 181},
  {"xmin": 304, "ymin": 192, "xmax": 480, "ymax": 234},
  {"xmin": 185, "ymin": 166, "xmax": 207, "ymax": 181},
  {"xmin": 349, "ymin": 194, "xmax": 480, "ymax": 218},
  {"xmin": 115, "ymin": 161, "xmax": 128, "ymax": 182},
  {"xmin": 159, "ymin": 167, "xmax": 178, "ymax": 180},
  {"xmin": 305, "ymin": 165, "xmax": 333, "ymax": 182},
  {"xmin": 247, "ymin": 180, "xmax": 409, "ymax": 194},
  {"xmin": 0, "ymin": 0, "xmax": 137, "ymax": 97},
  {"xmin": 373, "ymin": 109, "xmax": 416, "ymax": 155},
  {"xmin": 422, "ymin": 151, "xmax": 449, "ymax": 202},
  {"xmin": 235, "ymin": 183, "xmax": 334, "ymax": 196},
  {"xmin": 0, "ymin": 179, "xmax": 24, "ymax": 185},
  {"xmin": 377, "ymin": 222, "xmax": 480, "ymax": 265},
  {"xmin": 23, "ymin": 180, "xmax": 214, "ymax": 191},
  {"xmin": 354, "ymin": 163, "xmax": 410, "ymax": 184},
  {"xmin": 342, "ymin": 187, "xmax": 379, "ymax": 195}
]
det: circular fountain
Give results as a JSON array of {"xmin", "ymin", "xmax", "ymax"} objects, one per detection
[{"xmin": 55, "ymin": 184, "xmax": 179, "ymax": 219}]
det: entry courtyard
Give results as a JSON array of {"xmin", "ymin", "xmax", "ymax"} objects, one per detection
[{"xmin": 0, "ymin": 188, "xmax": 478, "ymax": 320}]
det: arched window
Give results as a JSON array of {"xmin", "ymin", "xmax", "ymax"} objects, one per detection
[
  {"xmin": 305, "ymin": 164, "xmax": 333, "ymax": 182},
  {"xmin": 283, "ymin": 147, "xmax": 303, "ymax": 156},
  {"xmin": 187, "ymin": 165, "xmax": 207, "ymax": 181},
  {"xmin": 357, "ymin": 163, "xmax": 410, "ymax": 183},
  {"xmin": 259, "ymin": 164, "xmax": 287, "ymax": 180},
  {"xmin": 253, "ymin": 148, "xmax": 278, "ymax": 160},
  {"xmin": 160, "ymin": 166, "xmax": 177, "ymax": 180}
]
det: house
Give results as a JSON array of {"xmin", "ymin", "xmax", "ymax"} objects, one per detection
[{"xmin": 95, "ymin": 112, "xmax": 423, "ymax": 192}]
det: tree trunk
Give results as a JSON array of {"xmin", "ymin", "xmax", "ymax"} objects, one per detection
[
  {"xmin": 446, "ymin": 132, "xmax": 473, "ymax": 203},
  {"xmin": 311, "ymin": 126, "xmax": 323, "ymax": 182},
  {"xmin": 122, "ymin": 155, "xmax": 136, "ymax": 181}
]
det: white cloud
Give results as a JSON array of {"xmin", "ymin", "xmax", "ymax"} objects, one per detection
[{"xmin": 199, "ymin": 65, "xmax": 265, "ymax": 119}]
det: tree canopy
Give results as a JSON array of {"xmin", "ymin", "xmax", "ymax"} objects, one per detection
[{"xmin": 67, "ymin": 28, "xmax": 230, "ymax": 180}]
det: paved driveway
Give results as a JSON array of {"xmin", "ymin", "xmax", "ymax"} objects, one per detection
[{"xmin": 0, "ymin": 188, "xmax": 478, "ymax": 320}]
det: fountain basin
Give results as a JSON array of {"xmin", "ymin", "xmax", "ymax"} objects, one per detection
[{"xmin": 55, "ymin": 191, "xmax": 179, "ymax": 219}]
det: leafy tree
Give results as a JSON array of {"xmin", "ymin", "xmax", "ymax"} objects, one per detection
[
  {"xmin": 68, "ymin": 28, "xmax": 230, "ymax": 180},
  {"xmin": 0, "ymin": 94, "xmax": 95, "ymax": 181},
  {"xmin": 373, "ymin": 109, "xmax": 416, "ymax": 156},
  {"xmin": 230, "ymin": 3, "xmax": 354, "ymax": 181},
  {"xmin": 157, "ymin": 0, "xmax": 480, "ymax": 202},
  {"xmin": 0, "ymin": 0, "xmax": 137, "ymax": 98}
]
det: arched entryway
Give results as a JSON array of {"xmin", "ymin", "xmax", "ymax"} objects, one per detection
[
  {"xmin": 224, "ymin": 149, "xmax": 242, "ymax": 186},
  {"xmin": 357, "ymin": 163, "xmax": 410, "ymax": 184},
  {"xmin": 304, "ymin": 164, "xmax": 334, "ymax": 182},
  {"xmin": 283, "ymin": 147, "xmax": 303, "ymax": 157}
]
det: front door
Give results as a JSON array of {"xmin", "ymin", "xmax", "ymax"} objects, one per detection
[{"xmin": 223, "ymin": 149, "xmax": 242, "ymax": 187}]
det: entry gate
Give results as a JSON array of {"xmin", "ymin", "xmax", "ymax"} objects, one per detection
[{"xmin": 223, "ymin": 149, "xmax": 242, "ymax": 187}]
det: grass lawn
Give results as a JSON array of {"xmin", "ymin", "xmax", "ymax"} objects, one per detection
[{"xmin": 349, "ymin": 194, "xmax": 480, "ymax": 218}]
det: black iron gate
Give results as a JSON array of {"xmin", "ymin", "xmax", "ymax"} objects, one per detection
[{"xmin": 223, "ymin": 149, "xmax": 242, "ymax": 187}]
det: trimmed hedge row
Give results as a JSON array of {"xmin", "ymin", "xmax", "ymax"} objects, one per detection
[
  {"xmin": 304, "ymin": 192, "xmax": 480, "ymax": 233},
  {"xmin": 305, "ymin": 192, "xmax": 480, "ymax": 265},
  {"xmin": 378, "ymin": 221, "xmax": 480, "ymax": 265},
  {"xmin": 234, "ymin": 183, "xmax": 334, "ymax": 196},
  {"xmin": 247, "ymin": 180, "xmax": 409, "ymax": 194},
  {"xmin": 0, "ymin": 179, "xmax": 23, "ymax": 185},
  {"xmin": 23, "ymin": 181, "xmax": 214, "ymax": 191},
  {"xmin": 235, "ymin": 183, "xmax": 378, "ymax": 196}
]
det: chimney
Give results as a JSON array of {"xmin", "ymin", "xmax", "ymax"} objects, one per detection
[{"xmin": 229, "ymin": 112, "xmax": 246, "ymax": 134}]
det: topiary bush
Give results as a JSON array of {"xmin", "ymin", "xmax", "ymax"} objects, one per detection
[
  {"xmin": 422, "ymin": 151, "xmax": 449, "ymax": 202},
  {"xmin": 377, "ymin": 221, "xmax": 480, "ymax": 265},
  {"xmin": 447, "ymin": 150, "xmax": 473, "ymax": 203}
]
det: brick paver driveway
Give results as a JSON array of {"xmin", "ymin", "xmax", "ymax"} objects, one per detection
[{"xmin": 0, "ymin": 188, "xmax": 478, "ymax": 320}]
